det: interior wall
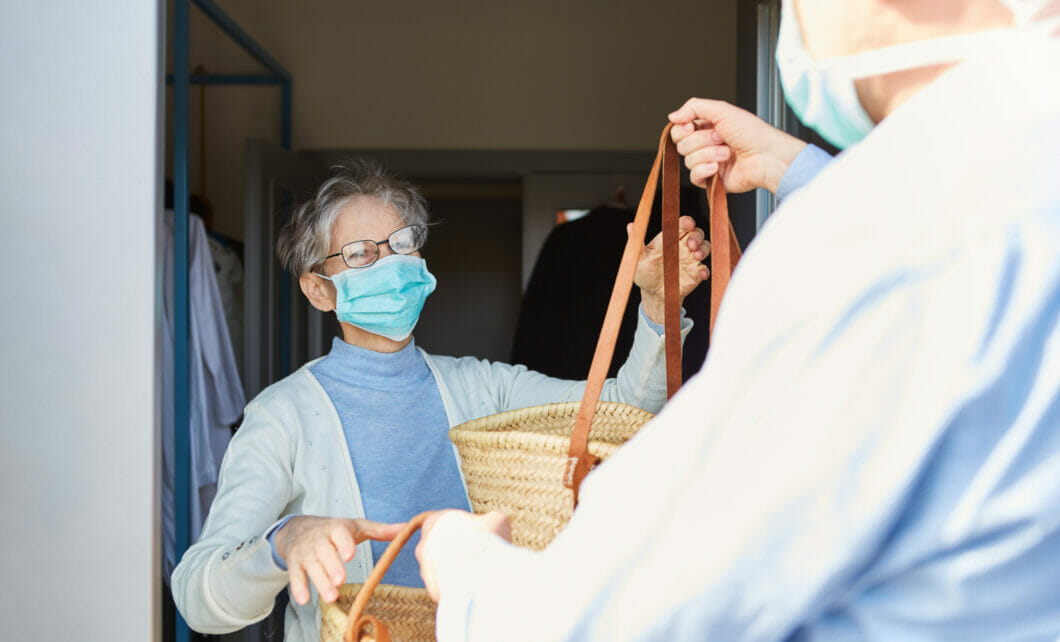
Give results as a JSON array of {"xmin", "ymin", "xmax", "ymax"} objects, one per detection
[
  {"xmin": 0, "ymin": 1, "xmax": 163, "ymax": 640},
  {"xmin": 414, "ymin": 192, "xmax": 524, "ymax": 361},
  {"xmin": 168, "ymin": 0, "xmax": 739, "ymax": 240}
]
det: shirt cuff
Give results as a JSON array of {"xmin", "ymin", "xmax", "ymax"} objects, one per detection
[
  {"xmin": 639, "ymin": 303, "xmax": 687, "ymax": 336},
  {"xmin": 265, "ymin": 514, "xmax": 298, "ymax": 571},
  {"xmin": 777, "ymin": 144, "xmax": 833, "ymax": 203}
]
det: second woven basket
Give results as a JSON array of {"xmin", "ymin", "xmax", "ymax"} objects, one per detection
[{"xmin": 321, "ymin": 583, "xmax": 436, "ymax": 642}]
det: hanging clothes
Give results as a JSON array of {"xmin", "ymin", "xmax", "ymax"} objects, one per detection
[
  {"xmin": 160, "ymin": 209, "xmax": 245, "ymax": 581},
  {"xmin": 206, "ymin": 233, "xmax": 244, "ymax": 378}
]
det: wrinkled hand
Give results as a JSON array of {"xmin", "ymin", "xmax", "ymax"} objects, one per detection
[
  {"xmin": 668, "ymin": 98, "xmax": 807, "ymax": 194},
  {"xmin": 633, "ymin": 215, "xmax": 709, "ymax": 324},
  {"xmin": 415, "ymin": 510, "xmax": 512, "ymax": 602},
  {"xmin": 274, "ymin": 515, "xmax": 403, "ymax": 605}
]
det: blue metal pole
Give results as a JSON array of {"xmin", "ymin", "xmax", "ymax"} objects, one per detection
[
  {"xmin": 191, "ymin": 0, "xmax": 291, "ymax": 81},
  {"xmin": 173, "ymin": 1, "xmax": 192, "ymax": 641}
]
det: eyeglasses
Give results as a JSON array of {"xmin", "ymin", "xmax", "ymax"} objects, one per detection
[{"xmin": 324, "ymin": 224, "xmax": 426, "ymax": 269}]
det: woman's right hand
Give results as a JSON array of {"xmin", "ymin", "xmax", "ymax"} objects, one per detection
[{"xmin": 274, "ymin": 515, "xmax": 403, "ymax": 605}]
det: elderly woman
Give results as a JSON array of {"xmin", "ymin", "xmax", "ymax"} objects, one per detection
[{"xmin": 172, "ymin": 159, "xmax": 709, "ymax": 641}]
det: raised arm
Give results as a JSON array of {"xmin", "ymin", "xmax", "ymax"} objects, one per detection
[{"xmin": 437, "ymin": 216, "xmax": 706, "ymax": 417}]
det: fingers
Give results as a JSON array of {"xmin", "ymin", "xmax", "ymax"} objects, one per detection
[
  {"xmin": 679, "ymin": 217, "xmax": 708, "ymax": 263},
  {"xmin": 668, "ymin": 97, "xmax": 732, "ymax": 127},
  {"xmin": 289, "ymin": 541, "xmax": 346, "ymax": 605},
  {"xmin": 280, "ymin": 515, "xmax": 400, "ymax": 607},
  {"xmin": 677, "ymin": 215, "xmax": 698, "ymax": 236},
  {"xmin": 675, "ymin": 128, "xmax": 726, "ymax": 158},
  {"xmin": 330, "ymin": 523, "xmax": 357, "ymax": 563},
  {"xmin": 303, "ymin": 557, "xmax": 337, "ymax": 603},
  {"xmin": 351, "ymin": 518, "xmax": 404, "ymax": 543},
  {"xmin": 288, "ymin": 564, "xmax": 312, "ymax": 606},
  {"xmin": 675, "ymin": 128, "xmax": 730, "ymax": 190},
  {"xmin": 316, "ymin": 537, "xmax": 347, "ymax": 587},
  {"xmin": 682, "ymin": 143, "xmax": 731, "ymax": 172},
  {"xmin": 689, "ymin": 163, "xmax": 720, "ymax": 188},
  {"xmin": 690, "ymin": 261, "xmax": 710, "ymax": 283}
]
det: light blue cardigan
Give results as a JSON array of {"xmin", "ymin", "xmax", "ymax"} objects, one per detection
[{"xmin": 172, "ymin": 313, "xmax": 691, "ymax": 642}]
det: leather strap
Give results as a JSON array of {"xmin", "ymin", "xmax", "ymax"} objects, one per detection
[
  {"xmin": 661, "ymin": 126, "xmax": 682, "ymax": 399},
  {"xmin": 563, "ymin": 124, "xmax": 683, "ymax": 504},
  {"xmin": 707, "ymin": 174, "xmax": 741, "ymax": 336},
  {"xmin": 563, "ymin": 125, "xmax": 743, "ymax": 506},
  {"xmin": 344, "ymin": 512, "xmax": 435, "ymax": 642}
]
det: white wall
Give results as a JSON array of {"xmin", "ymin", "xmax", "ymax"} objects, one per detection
[{"xmin": 0, "ymin": 2, "xmax": 163, "ymax": 641}]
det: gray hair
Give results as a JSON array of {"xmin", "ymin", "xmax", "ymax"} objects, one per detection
[{"xmin": 277, "ymin": 157, "xmax": 430, "ymax": 275}]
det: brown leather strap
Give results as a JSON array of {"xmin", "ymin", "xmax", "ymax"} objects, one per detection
[
  {"xmin": 564, "ymin": 124, "xmax": 683, "ymax": 504},
  {"xmin": 344, "ymin": 512, "xmax": 435, "ymax": 642},
  {"xmin": 707, "ymin": 175, "xmax": 741, "ymax": 336},
  {"xmin": 661, "ymin": 128, "xmax": 682, "ymax": 399}
]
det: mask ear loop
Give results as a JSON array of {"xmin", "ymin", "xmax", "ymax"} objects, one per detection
[{"xmin": 816, "ymin": 28, "xmax": 1020, "ymax": 80}]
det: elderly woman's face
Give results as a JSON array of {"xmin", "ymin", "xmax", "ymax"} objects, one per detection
[{"xmin": 323, "ymin": 194, "xmax": 419, "ymax": 276}]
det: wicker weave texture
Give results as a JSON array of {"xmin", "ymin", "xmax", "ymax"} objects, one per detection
[
  {"xmin": 321, "ymin": 583, "xmax": 436, "ymax": 642},
  {"xmin": 450, "ymin": 401, "xmax": 653, "ymax": 550}
]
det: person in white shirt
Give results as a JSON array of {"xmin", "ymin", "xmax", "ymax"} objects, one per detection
[{"xmin": 414, "ymin": 1, "xmax": 1060, "ymax": 639}]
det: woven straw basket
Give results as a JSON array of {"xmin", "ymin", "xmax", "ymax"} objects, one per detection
[
  {"xmin": 449, "ymin": 401, "xmax": 653, "ymax": 550},
  {"xmin": 448, "ymin": 124, "xmax": 739, "ymax": 553},
  {"xmin": 321, "ymin": 582, "xmax": 436, "ymax": 642}
]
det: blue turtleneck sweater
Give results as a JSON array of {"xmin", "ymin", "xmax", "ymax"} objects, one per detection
[
  {"xmin": 271, "ymin": 337, "xmax": 471, "ymax": 587},
  {"xmin": 270, "ymin": 310, "xmax": 669, "ymax": 586}
]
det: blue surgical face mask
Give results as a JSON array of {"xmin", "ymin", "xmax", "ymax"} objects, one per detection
[
  {"xmin": 317, "ymin": 254, "xmax": 437, "ymax": 342},
  {"xmin": 775, "ymin": 0, "xmax": 1056, "ymax": 150}
]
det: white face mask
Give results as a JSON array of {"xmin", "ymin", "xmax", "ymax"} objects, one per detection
[{"xmin": 776, "ymin": 0, "xmax": 1058, "ymax": 150}]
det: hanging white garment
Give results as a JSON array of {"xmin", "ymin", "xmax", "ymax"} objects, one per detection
[
  {"xmin": 160, "ymin": 209, "xmax": 246, "ymax": 581},
  {"xmin": 207, "ymin": 234, "xmax": 244, "ymax": 378}
]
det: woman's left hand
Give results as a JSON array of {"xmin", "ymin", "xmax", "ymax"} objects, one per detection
[{"xmin": 633, "ymin": 215, "xmax": 710, "ymax": 324}]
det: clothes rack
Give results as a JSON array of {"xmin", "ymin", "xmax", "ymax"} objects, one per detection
[{"xmin": 170, "ymin": 1, "xmax": 291, "ymax": 640}]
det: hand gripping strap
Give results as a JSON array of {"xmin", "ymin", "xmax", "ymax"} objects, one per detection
[
  {"xmin": 564, "ymin": 124, "xmax": 682, "ymax": 504},
  {"xmin": 563, "ymin": 125, "xmax": 742, "ymax": 506}
]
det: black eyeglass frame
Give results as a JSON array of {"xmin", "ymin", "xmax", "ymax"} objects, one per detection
[{"xmin": 323, "ymin": 224, "xmax": 426, "ymax": 269}]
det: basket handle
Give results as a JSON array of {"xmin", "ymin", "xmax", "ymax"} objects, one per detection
[
  {"xmin": 564, "ymin": 124, "xmax": 741, "ymax": 505},
  {"xmin": 343, "ymin": 511, "xmax": 436, "ymax": 642}
]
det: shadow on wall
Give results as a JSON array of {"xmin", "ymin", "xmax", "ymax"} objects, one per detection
[{"xmin": 414, "ymin": 194, "xmax": 523, "ymax": 361}]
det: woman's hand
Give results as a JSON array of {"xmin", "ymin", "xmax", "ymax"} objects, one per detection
[
  {"xmin": 668, "ymin": 98, "xmax": 808, "ymax": 194},
  {"xmin": 274, "ymin": 515, "xmax": 403, "ymax": 605},
  {"xmin": 633, "ymin": 215, "xmax": 709, "ymax": 324}
]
